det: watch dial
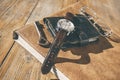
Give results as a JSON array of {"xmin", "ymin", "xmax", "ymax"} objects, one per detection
[{"xmin": 57, "ymin": 19, "xmax": 75, "ymax": 32}]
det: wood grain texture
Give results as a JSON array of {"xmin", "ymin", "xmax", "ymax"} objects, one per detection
[
  {"xmin": 0, "ymin": 0, "xmax": 79, "ymax": 80},
  {"xmin": 0, "ymin": 0, "xmax": 17, "ymax": 17},
  {"xmin": 1, "ymin": 0, "xmax": 120, "ymax": 80},
  {"xmin": 26, "ymin": 0, "xmax": 80, "ymax": 24},
  {"xmin": 1, "ymin": 43, "xmax": 57, "ymax": 80},
  {"xmin": 0, "ymin": 0, "xmax": 39, "ymax": 65},
  {"xmin": 11, "ymin": 0, "xmax": 120, "ymax": 80}
]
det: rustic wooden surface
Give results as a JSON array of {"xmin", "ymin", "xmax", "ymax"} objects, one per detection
[
  {"xmin": 0, "ymin": 0, "xmax": 120, "ymax": 80},
  {"xmin": 13, "ymin": 0, "xmax": 120, "ymax": 80},
  {"xmin": 0, "ymin": 0, "xmax": 80, "ymax": 80}
]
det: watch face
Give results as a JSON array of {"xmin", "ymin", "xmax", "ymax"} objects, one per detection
[{"xmin": 57, "ymin": 19, "xmax": 75, "ymax": 32}]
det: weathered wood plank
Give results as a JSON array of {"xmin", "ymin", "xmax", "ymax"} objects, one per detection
[
  {"xmin": 27, "ymin": 0, "xmax": 64, "ymax": 24},
  {"xmin": 27, "ymin": 0, "xmax": 80, "ymax": 24},
  {"xmin": 7, "ymin": 0, "xmax": 120, "ymax": 80},
  {"xmin": 1, "ymin": 43, "xmax": 57, "ymax": 80},
  {"xmin": 0, "ymin": 0, "xmax": 79, "ymax": 80},
  {"xmin": 62, "ymin": 0, "xmax": 80, "ymax": 7},
  {"xmin": 0, "ymin": 0, "xmax": 39, "ymax": 65},
  {"xmin": 4, "ymin": 0, "xmax": 120, "ymax": 80},
  {"xmin": 0, "ymin": 0, "xmax": 17, "ymax": 17}
]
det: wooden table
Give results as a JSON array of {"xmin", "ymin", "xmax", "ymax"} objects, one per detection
[
  {"xmin": 0, "ymin": 0, "xmax": 80, "ymax": 79},
  {"xmin": 0, "ymin": 0, "xmax": 120, "ymax": 80}
]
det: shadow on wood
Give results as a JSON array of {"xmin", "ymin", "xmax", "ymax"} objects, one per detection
[{"xmin": 56, "ymin": 36, "xmax": 113, "ymax": 64}]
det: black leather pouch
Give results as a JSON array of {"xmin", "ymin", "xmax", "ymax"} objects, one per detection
[{"xmin": 43, "ymin": 14, "xmax": 99, "ymax": 49}]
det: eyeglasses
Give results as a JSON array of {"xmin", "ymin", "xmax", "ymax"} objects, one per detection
[{"xmin": 79, "ymin": 6, "xmax": 112, "ymax": 37}]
